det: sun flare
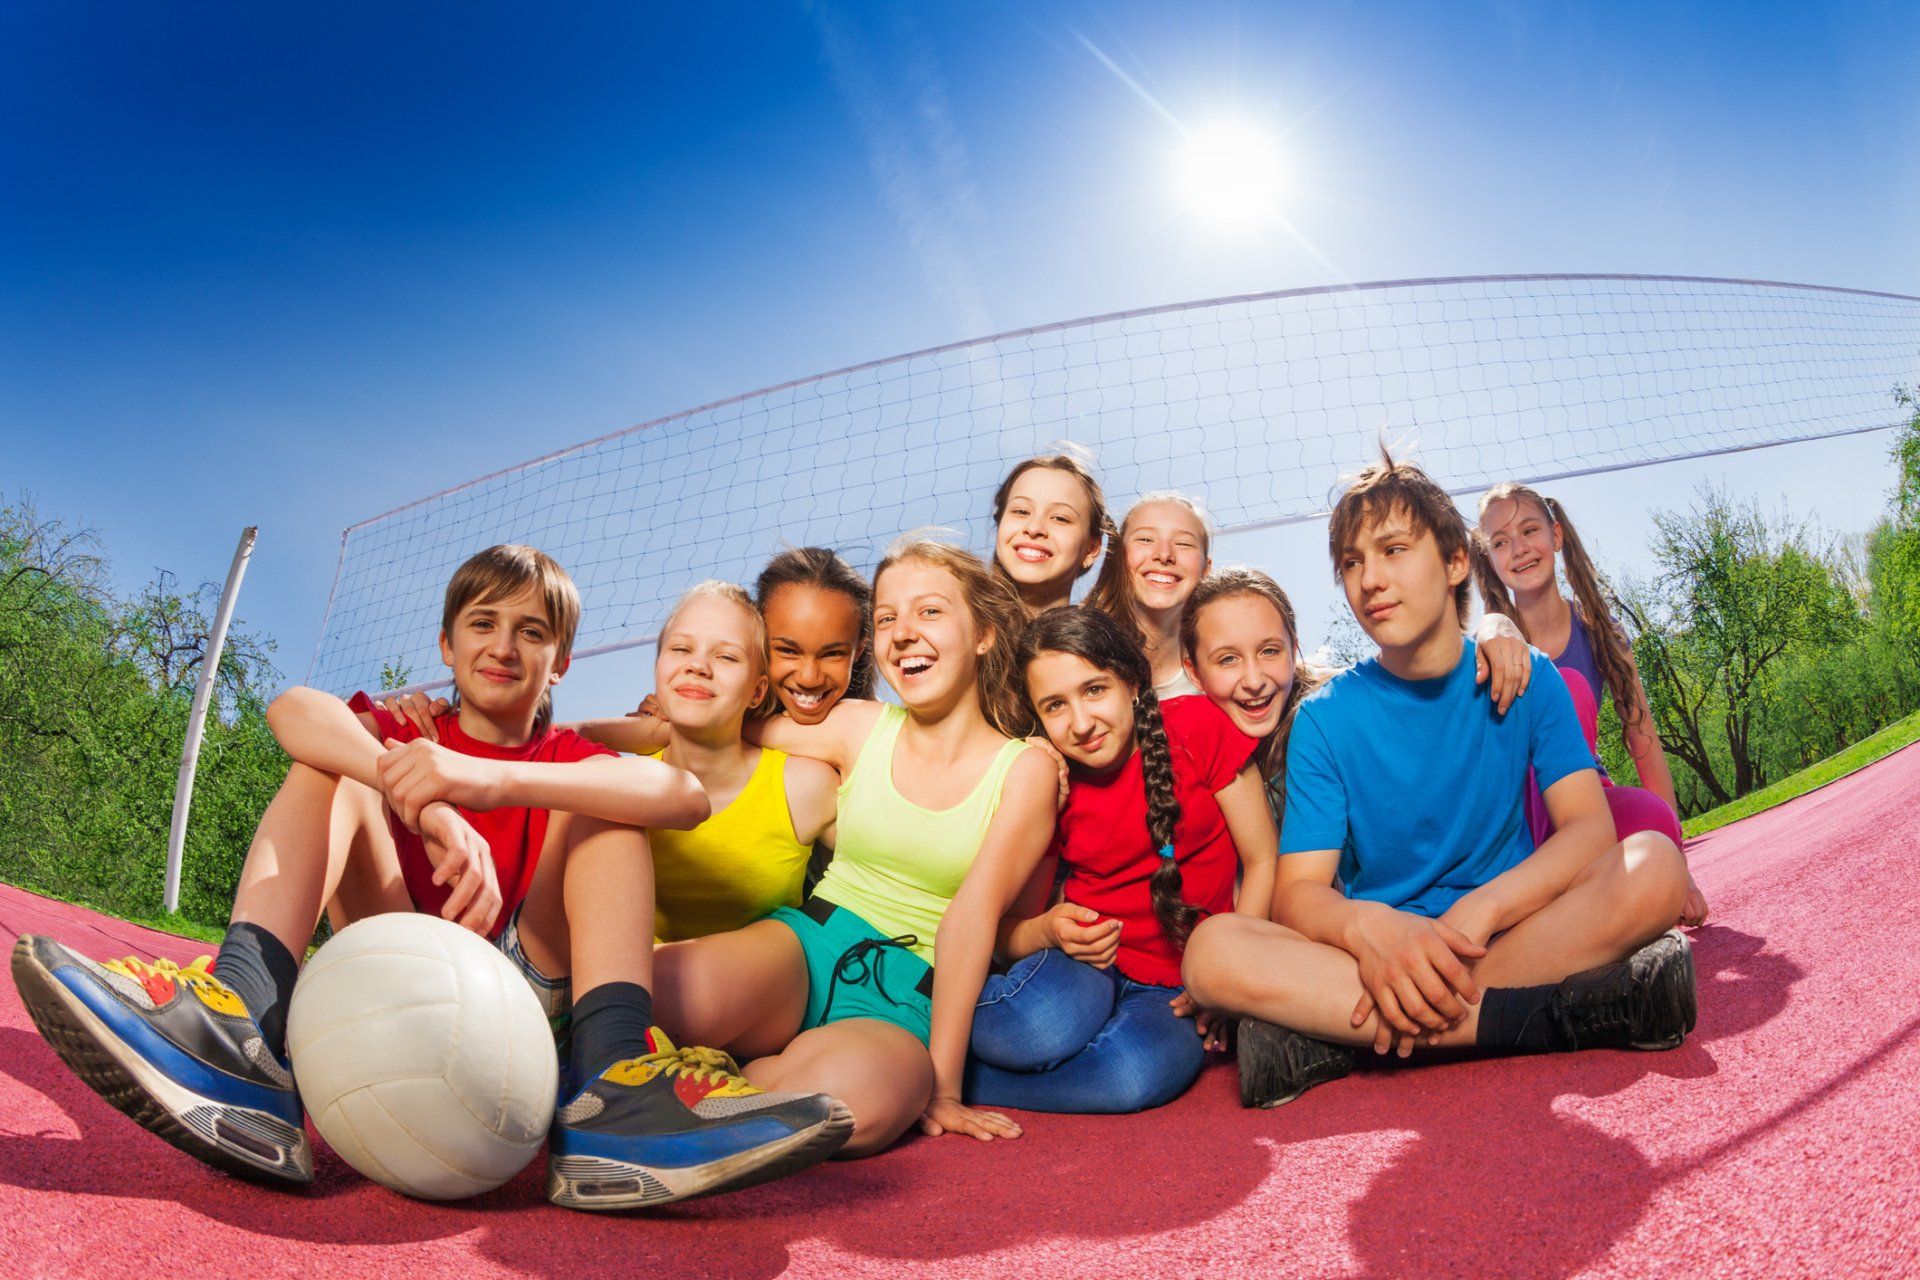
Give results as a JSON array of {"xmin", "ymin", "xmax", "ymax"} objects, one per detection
[{"xmin": 1175, "ymin": 119, "xmax": 1286, "ymax": 231}]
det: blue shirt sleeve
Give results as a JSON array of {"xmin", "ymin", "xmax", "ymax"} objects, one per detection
[
  {"xmin": 1279, "ymin": 704, "xmax": 1348, "ymax": 854},
  {"xmin": 1526, "ymin": 657, "xmax": 1597, "ymax": 793}
]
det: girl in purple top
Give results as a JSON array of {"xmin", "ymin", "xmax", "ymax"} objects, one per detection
[{"xmin": 1474, "ymin": 482, "xmax": 1707, "ymax": 927}]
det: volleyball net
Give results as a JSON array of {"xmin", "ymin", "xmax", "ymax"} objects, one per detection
[{"xmin": 307, "ymin": 273, "xmax": 1920, "ymax": 695}]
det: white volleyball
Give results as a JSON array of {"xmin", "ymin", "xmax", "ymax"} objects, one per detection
[{"xmin": 286, "ymin": 912, "xmax": 558, "ymax": 1200}]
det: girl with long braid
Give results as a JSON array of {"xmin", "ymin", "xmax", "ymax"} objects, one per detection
[
  {"xmin": 963, "ymin": 606, "xmax": 1277, "ymax": 1114},
  {"xmin": 1474, "ymin": 483, "xmax": 1707, "ymax": 926}
]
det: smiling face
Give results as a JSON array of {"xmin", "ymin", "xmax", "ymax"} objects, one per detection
[
  {"xmin": 995, "ymin": 465, "xmax": 1102, "ymax": 601},
  {"xmin": 1186, "ymin": 592, "xmax": 1298, "ymax": 740},
  {"xmin": 872, "ymin": 558, "xmax": 989, "ymax": 713},
  {"xmin": 1338, "ymin": 504, "xmax": 1471, "ymax": 653},
  {"xmin": 652, "ymin": 593, "xmax": 768, "ymax": 736},
  {"xmin": 1025, "ymin": 649, "xmax": 1137, "ymax": 773},
  {"xmin": 1122, "ymin": 500, "xmax": 1210, "ymax": 614},
  {"xmin": 1478, "ymin": 495, "xmax": 1562, "ymax": 596},
  {"xmin": 762, "ymin": 582, "xmax": 863, "ymax": 725},
  {"xmin": 440, "ymin": 584, "xmax": 567, "ymax": 723}
]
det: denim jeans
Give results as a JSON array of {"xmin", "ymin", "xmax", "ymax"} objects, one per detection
[{"xmin": 963, "ymin": 949, "xmax": 1206, "ymax": 1114}]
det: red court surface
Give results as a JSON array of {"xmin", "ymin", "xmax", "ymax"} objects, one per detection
[{"xmin": 4, "ymin": 744, "xmax": 1917, "ymax": 1279}]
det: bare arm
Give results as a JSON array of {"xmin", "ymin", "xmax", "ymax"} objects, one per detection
[
  {"xmin": 568, "ymin": 714, "xmax": 670, "ymax": 755},
  {"xmin": 923, "ymin": 748, "xmax": 1057, "ymax": 1140},
  {"xmin": 780, "ymin": 755, "xmax": 840, "ymax": 847},
  {"xmin": 743, "ymin": 699, "xmax": 883, "ymax": 774},
  {"xmin": 1440, "ymin": 767, "xmax": 1612, "ymax": 944},
  {"xmin": 267, "ymin": 686, "xmax": 390, "ymax": 789},
  {"xmin": 1215, "ymin": 763, "xmax": 1277, "ymax": 918}
]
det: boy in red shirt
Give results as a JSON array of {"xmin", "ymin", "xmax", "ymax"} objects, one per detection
[{"xmin": 14, "ymin": 544, "xmax": 851, "ymax": 1208}]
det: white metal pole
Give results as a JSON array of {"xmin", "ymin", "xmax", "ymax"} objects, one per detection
[{"xmin": 164, "ymin": 526, "xmax": 258, "ymax": 914}]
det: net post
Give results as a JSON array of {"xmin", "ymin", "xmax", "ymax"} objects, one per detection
[{"xmin": 164, "ymin": 526, "xmax": 259, "ymax": 915}]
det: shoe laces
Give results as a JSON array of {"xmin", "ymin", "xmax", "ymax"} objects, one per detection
[
  {"xmin": 104, "ymin": 954, "xmax": 220, "ymax": 988},
  {"xmin": 644, "ymin": 1043, "xmax": 752, "ymax": 1090}
]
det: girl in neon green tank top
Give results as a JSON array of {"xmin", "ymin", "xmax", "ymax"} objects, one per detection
[
  {"xmin": 573, "ymin": 583, "xmax": 838, "ymax": 940},
  {"xmin": 652, "ymin": 541, "xmax": 1060, "ymax": 1158}
]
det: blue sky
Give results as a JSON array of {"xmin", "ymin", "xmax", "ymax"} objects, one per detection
[{"xmin": 4, "ymin": 2, "xmax": 1917, "ymax": 713}]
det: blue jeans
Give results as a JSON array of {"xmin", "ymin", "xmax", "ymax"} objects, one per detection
[{"xmin": 963, "ymin": 949, "xmax": 1206, "ymax": 1114}]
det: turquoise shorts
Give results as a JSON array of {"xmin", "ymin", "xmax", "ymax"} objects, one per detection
[{"xmin": 768, "ymin": 897, "xmax": 934, "ymax": 1047}]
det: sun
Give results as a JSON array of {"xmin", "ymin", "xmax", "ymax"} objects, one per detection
[{"xmin": 1175, "ymin": 119, "xmax": 1286, "ymax": 231}]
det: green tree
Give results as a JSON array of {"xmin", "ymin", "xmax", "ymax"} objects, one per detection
[{"xmin": 1622, "ymin": 485, "xmax": 1859, "ymax": 807}]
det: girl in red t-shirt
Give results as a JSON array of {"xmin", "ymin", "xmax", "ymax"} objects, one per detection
[{"xmin": 964, "ymin": 606, "xmax": 1278, "ymax": 1114}]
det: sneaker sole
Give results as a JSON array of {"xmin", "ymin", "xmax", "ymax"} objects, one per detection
[
  {"xmin": 1629, "ymin": 928, "xmax": 1699, "ymax": 1051},
  {"xmin": 10, "ymin": 937, "xmax": 313, "ymax": 1185},
  {"xmin": 547, "ymin": 1098, "xmax": 855, "ymax": 1211}
]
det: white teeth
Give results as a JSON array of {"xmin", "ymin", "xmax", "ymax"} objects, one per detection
[
  {"xmin": 1015, "ymin": 546, "xmax": 1050, "ymax": 562},
  {"xmin": 1144, "ymin": 573, "xmax": 1178, "ymax": 586},
  {"xmin": 900, "ymin": 656, "xmax": 933, "ymax": 675},
  {"xmin": 789, "ymin": 691, "xmax": 824, "ymax": 709}
]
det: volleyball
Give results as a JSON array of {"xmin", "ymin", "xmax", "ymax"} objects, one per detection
[{"xmin": 286, "ymin": 913, "xmax": 559, "ymax": 1200}]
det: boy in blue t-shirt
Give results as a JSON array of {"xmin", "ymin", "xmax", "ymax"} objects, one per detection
[{"xmin": 1181, "ymin": 448, "xmax": 1696, "ymax": 1107}]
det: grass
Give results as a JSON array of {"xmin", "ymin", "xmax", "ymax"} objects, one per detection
[{"xmin": 1683, "ymin": 710, "xmax": 1920, "ymax": 838}]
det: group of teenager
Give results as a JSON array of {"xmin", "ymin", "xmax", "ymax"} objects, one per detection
[{"xmin": 13, "ymin": 445, "xmax": 1706, "ymax": 1212}]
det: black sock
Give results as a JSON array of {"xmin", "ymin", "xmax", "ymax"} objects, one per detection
[
  {"xmin": 569, "ymin": 981, "xmax": 656, "ymax": 1088},
  {"xmin": 1475, "ymin": 983, "xmax": 1564, "ymax": 1054},
  {"xmin": 210, "ymin": 922, "xmax": 300, "ymax": 1060}
]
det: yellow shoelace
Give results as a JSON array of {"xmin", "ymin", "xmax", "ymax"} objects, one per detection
[
  {"xmin": 103, "ymin": 954, "xmax": 220, "ymax": 989},
  {"xmin": 635, "ymin": 1040, "xmax": 751, "ymax": 1089}
]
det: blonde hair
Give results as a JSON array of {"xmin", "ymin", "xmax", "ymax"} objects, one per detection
[
  {"xmin": 874, "ymin": 536, "xmax": 1032, "ymax": 737},
  {"xmin": 658, "ymin": 579, "xmax": 777, "ymax": 719},
  {"xmin": 1472, "ymin": 482, "xmax": 1646, "ymax": 730},
  {"xmin": 441, "ymin": 545, "xmax": 581, "ymax": 735},
  {"xmin": 1083, "ymin": 491, "xmax": 1214, "ymax": 647}
]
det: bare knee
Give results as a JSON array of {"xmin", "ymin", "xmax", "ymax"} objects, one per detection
[
  {"xmin": 841, "ymin": 1055, "xmax": 933, "ymax": 1158},
  {"xmin": 1181, "ymin": 913, "xmax": 1244, "ymax": 1007},
  {"xmin": 1617, "ymin": 832, "xmax": 1689, "ymax": 936}
]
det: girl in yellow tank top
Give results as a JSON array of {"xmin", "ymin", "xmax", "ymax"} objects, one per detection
[
  {"xmin": 651, "ymin": 541, "xmax": 1061, "ymax": 1159},
  {"xmin": 574, "ymin": 582, "xmax": 838, "ymax": 940}
]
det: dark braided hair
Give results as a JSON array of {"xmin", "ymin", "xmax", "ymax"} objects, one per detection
[{"xmin": 1016, "ymin": 605, "xmax": 1202, "ymax": 947}]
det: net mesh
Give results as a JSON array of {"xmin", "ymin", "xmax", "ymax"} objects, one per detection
[{"xmin": 308, "ymin": 273, "xmax": 1920, "ymax": 694}]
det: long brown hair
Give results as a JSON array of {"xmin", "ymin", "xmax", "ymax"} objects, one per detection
[
  {"xmin": 874, "ymin": 536, "xmax": 1033, "ymax": 738},
  {"xmin": 990, "ymin": 450, "xmax": 1115, "ymax": 616},
  {"xmin": 442, "ymin": 544, "xmax": 580, "ymax": 736},
  {"xmin": 1083, "ymin": 491, "xmax": 1214, "ymax": 649},
  {"xmin": 1472, "ymin": 482, "xmax": 1646, "ymax": 730},
  {"xmin": 1016, "ymin": 606, "xmax": 1200, "ymax": 947},
  {"xmin": 1179, "ymin": 567, "xmax": 1326, "ymax": 820}
]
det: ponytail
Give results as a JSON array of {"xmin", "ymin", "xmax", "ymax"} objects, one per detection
[
  {"xmin": 1135, "ymin": 688, "xmax": 1202, "ymax": 947},
  {"xmin": 1474, "ymin": 483, "xmax": 1646, "ymax": 732},
  {"xmin": 1544, "ymin": 497, "xmax": 1647, "ymax": 731}
]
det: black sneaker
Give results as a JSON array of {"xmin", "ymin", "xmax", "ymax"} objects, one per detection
[
  {"xmin": 1549, "ymin": 928, "xmax": 1698, "ymax": 1051},
  {"xmin": 1236, "ymin": 1018, "xmax": 1356, "ymax": 1108},
  {"xmin": 11, "ymin": 935, "xmax": 311, "ymax": 1184},
  {"xmin": 547, "ymin": 1027, "xmax": 853, "ymax": 1210}
]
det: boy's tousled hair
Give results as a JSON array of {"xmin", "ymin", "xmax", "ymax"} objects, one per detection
[
  {"xmin": 1327, "ymin": 445, "xmax": 1472, "ymax": 626},
  {"xmin": 875, "ymin": 535, "xmax": 1034, "ymax": 738},
  {"xmin": 1472, "ymin": 482, "xmax": 1647, "ymax": 731},
  {"xmin": 1016, "ymin": 605, "xmax": 1201, "ymax": 947},
  {"xmin": 1178, "ymin": 567, "xmax": 1327, "ymax": 819},
  {"xmin": 755, "ymin": 546, "xmax": 875, "ymax": 701},
  {"xmin": 1083, "ymin": 490, "xmax": 1214, "ymax": 648},
  {"xmin": 442, "ymin": 544, "xmax": 580, "ymax": 736}
]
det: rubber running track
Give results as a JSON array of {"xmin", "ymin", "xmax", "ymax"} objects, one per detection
[{"xmin": 5, "ymin": 746, "xmax": 1918, "ymax": 1279}]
